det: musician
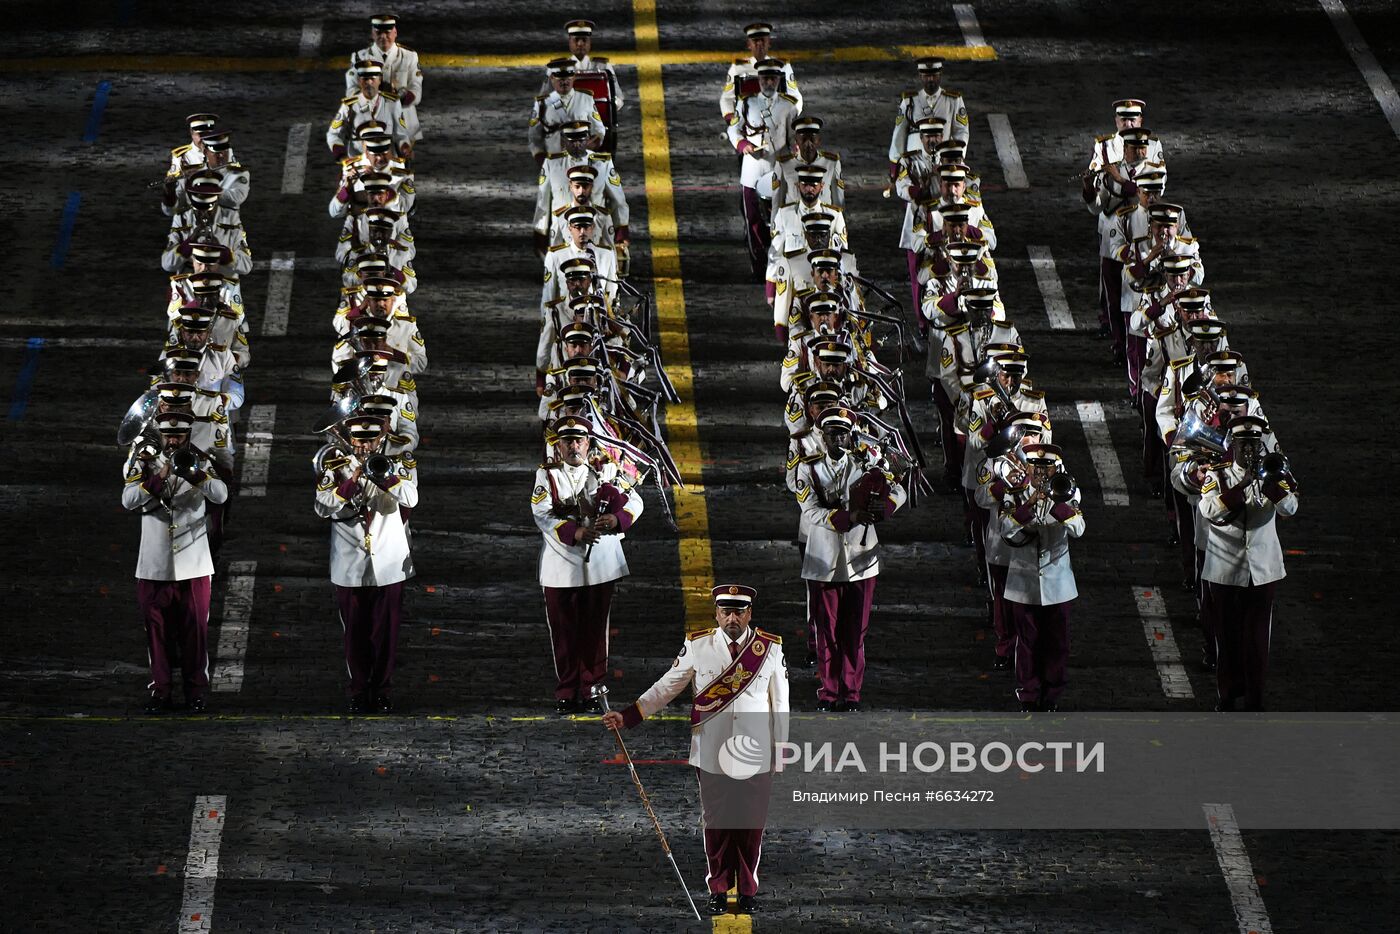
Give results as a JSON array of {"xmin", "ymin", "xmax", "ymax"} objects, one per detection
[
  {"xmin": 535, "ymin": 124, "xmax": 629, "ymax": 254},
  {"xmin": 1116, "ymin": 201, "xmax": 1203, "ymax": 402},
  {"xmin": 604, "ymin": 584, "xmax": 787, "ymax": 915},
  {"xmin": 1129, "ymin": 253, "xmax": 1197, "ymax": 497},
  {"xmin": 975, "ymin": 414, "xmax": 1046, "ymax": 670},
  {"xmin": 771, "ymin": 238, "xmax": 860, "ymax": 344},
  {"xmin": 166, "ymin": 265, "xmax": 250, "ymax": 374},
  {"xmin": 531, "ymin": 416, "xmax": 643, "ymax": 714},
  {"xmin": 893, "ymin": 116, "xmax": 947, "ymax": 311},
  {"xmin": 332, "ymin": 152, "xmax": 415, "ymax": 222},
  {"xmin": 162, "ymin": 130, "xmax": 248, "ymax": 216},
  {"xmin": 720, "ymin": 22, "xmax": 801, "ymax": 123},
  {"xmin": 328, "ymin": 60, "xmax": 410, "ymax": 162},
  {"xmin": 1197, "ymin": 416, "xmax": 1297, "ymax": 710},
  {"xmin": 146, "ymin": 374, "xmax": 237, "ymax": 560},
  {"xmin": 795, "ymin": 406, "xmax": 907, "ymax": 710},
  {"xmin": 332, "ymin": 311, "xmax": 426, "ymax": 381},
  {"xmin": 166, "ymin": 112, "xmax": 217, "ymax": 178},
  {"xmin": 764, "ymin": 115, "xmax": 844, "ymax": 210},
  {"xmin": 961, "ymin": 352, "xmax": 1050, "ymax": 582},
  {"xmin": 537, "ymin": 319, "xmax": 602, "ymax": 413},
  {"xmin": 530, "ymin": 59, "xmax": 605, "ymax": 164},
  {"xmin": 888, "ymin": 57, "xmax": 969, "ymax": 181},
  {"xmin": 314, "ymin": 413, "xmax": 417, "ymax": 713},
  {"xmin": 1083, "ymin": 99, "xmax": 1164, "ymax": 193},
  {"xmin": 1089, "ymin": 127, "xmax": 1154, "ymax": 360},
  {"xmin": 766, "ymin": 167, "xmax": 848, "ymax": 303},
  {"xmin": 996, "ymin": 443, "xmax": 1084, "ymax": 711},
  {"xmin": 542, "ymin": 20, "xmax": 625, "ymax": 118},
  {"xmin": 161, "ymin": 176, "xmax": 252, "ymax": 277},
  {"xmin": 123, "ymin": 409, "xmax": 228, "ymax": 714},
  {"xmin": 544, "ymin": 170, "xmax": 625, "ymax": 249},
  {"xmin": 780, "ymin": 294, "xmax": 859, "ymax": 392},
  {"xmin": 160, "ymin": 311, "xmax": 244, "ymax": 414},
  {"xmin": 541, "ymin": 229, "xmax": 619, "ymax": 312},
  {"xmin": 917, "ymin": 218, "xmax": 997, "ymax": 321},
  {"xmin": 343, "ymin": 13, "xmax": 423, "ymax": 145},
  {"xmin": 785, "ymin": 382, "xmax": 845, "ymax": 665},
  {"xmin": 728, "ymin": 58, "xmax": 799, "ymax": 278}
]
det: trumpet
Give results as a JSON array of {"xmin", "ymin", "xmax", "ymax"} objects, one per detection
[{"xmin": 1257, "ymin": 451, "xmax": 1296, "ymax": 490}]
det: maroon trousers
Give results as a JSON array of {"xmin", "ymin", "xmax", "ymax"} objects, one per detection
[
  {"xmin": 334, "ymin": 582, "xmax": 405, "ymax": 698},
  {"xmin": 1100, "ymin": 258, "xmax": 1125, "ymax": 358},
  {"xmin": 809, "ymin": 576, "xmax": 877, "ymax": 702},
  {"xmin": 1207, "ymin": 580, "xmax": 1276, "ymax": 709},
  {"xmin": 1141, "ymin": 400, "xmax": 1165, "ymax": 490},
  {"xmin": 906, "ymin": 248, "xmax": 922, "ymax": 321},
  {"xmin": 797, "ymin": 543, "xmax": 816, "ymax": 656},
  {"xmin": 966, "ymin": 496, "xmax": 988, "ymax": 572},
  {"xmin": 1010, "ymin": 600, "xmax": 1072, "ymax": 706},
  {"xmin": 1196, "ymin": 549, "xmax": 1216, "ymax": 665},
  {"xmin": 698, "ymin": 767, "xmax": 773, "ymax": 896},
  {"xmin": 988, "ymin": 563, "xmax": 1013, "ymax": 659},
  {"xmin": 137, "ymin": 576, "xmax": 212, "ymax": 700},
  {"xmin": 543, "ymin": 581, "xmax": 615, "ymax": 701},
  {"xmin": 931, "ymin": 382, "xmax": 962, "ymax": 485},
  {"xmin": 1172, "ymin": 489, "xmax": 1198, "ymax": 583},
  {"xmin": 1125, "ymin": 334, "xmax": 1147, "ymax": 397},
  {"xmin": 740, "ymin": 185, "xmax": 769, "ymax": 279}
]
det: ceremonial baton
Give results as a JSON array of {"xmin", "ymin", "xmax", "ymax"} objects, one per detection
[{"xmin": 591, "ymin": 685, "xmax": 703, "ymax": 922}]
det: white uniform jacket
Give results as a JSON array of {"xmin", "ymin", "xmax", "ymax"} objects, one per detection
[
  {"xmin": 534, "ymin": 150, "xmax": 629, "ymax": 236},
  {"xmin": 345, "ymin": 43, "xmax": 423, "ymax": 140},
  {"xmin": 162, "ymin": 207, "xmax": 252, "ymax": 277},
  {"xmin": 763, "ymin": 150, "xmax": 844, "ymax": 209},
  {"xmin": 888, "ymin": 86, "xmax": 969, "ymax": 162},
  {"xmin": 727, "ymin": 92, "xmax": 799, "ymax": 188},
  {"xmin": 627, "ymin": 626, "xmax": 790, "ymax": 774},
  {"xmin": 327, "ymin": 92, "xmax": 409, "ymax": 156},
  {"xmin": 795, "ymin": 453, "xmax": 907, "ymax": 582},
  {"xmin": 314, "ymin": 458, "xmax": 418, "ymax": 587},
  {"xmin": 1198, "ymin": 463, "xmax": 1297, "ymax": 587},
  {"xmin": 529, "ymin": 90, "xmax": 605, "ymax": 158},
  {"xmin": 540, "ymin": 52, "xmax": 625, "ymax": 111},
  {"xmin": 531, "ymin": 461, "xmax": 643, "ymax": 588},
  {"xmin": 999, "ymin": 493, "xmax": 1085, "ymax": 606},
  {"xmin": 721, "ymin": 56, "xmax": 801, "ymax": 120},
  {"xmin": 122, "ymin": 450, "xmax": 229, "ymax": 581}
]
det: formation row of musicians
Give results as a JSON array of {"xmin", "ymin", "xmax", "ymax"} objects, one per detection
[
  {"xmin": 119, "ymin": 12, "xmax": 430, "ymax": 714},
  {"xmin": 1079, "ymin": 98, "xmax": 1300, "ymax": 711}
]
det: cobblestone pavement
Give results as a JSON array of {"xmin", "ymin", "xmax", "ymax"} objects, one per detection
[{"xmin": 2, "ymin": 1, "xmax": 1398, "ymax": 931}]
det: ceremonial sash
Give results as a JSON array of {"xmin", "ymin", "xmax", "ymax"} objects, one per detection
[{"xmin": 690, "ymin": 630, "xmax": 779, "ymax": 727}]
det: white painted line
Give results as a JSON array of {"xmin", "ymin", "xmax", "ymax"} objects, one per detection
[
  {"xmin": 953, "ymin": 4, "xmax": 987, "ymax": 47},
  {"xmin": 987, "ymin": 114, "xmax": 1029, "ymax": 189},
  {"xmin": 1132, "ymin": 586, "xmax": 1193, "ymax": 698},
  {"xmin": 251, "ymin": 255, "xmax": 337, "ymax": 272},
  {"xmin": 262, "ymin": 251, "xmax": 296, "ymax": 337},
  {"xmin": 178, "ymin": 795, "xmax": 228, "ymax": 934},
  {"xmin": 1319, "ymin": 0, "xmax": 1400, "ymax": 142},
  {"xmin": 1074, "ymin": 401, "xmax": 1129, "ymax": 506},
  {"xmin": 298, "ymin": 19, "xmax": 323, "ymax": 58},
  {"xmin": 280, "ymin": 122, "xmax": 311, "ymax": 195},
  {"xmin": 1027, "ymin": 245, "xmax": 1076, "ymax": 330},
  {"xmin": 239, "ymin": 405, "xmax": 277, "ymax": 498},
  {"xmin": 212, "ymin": 561, "xmax": 256, "ymax": 694},
  {"xmin": 1203, "ymin": 803, "xmax": 1274, "ymax": 934}
]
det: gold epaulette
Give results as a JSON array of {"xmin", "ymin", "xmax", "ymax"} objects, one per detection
[
  {"xmin": 548, "ymin": 242, "xmax": 569, "ymax": 252},
  {"xmin": 591, "ymin": 55, "xmax": 609, "ymax": 64},
  {"xmin": 733, "ymin": 57, "xmax": 748, "ymax": 65},
  {"xmin": 171, "ymin": 143, "xmax": 192, "ymax": 156},
  {"xmin": 588, "ymin": 152, "xmax": 611, "ymax": 162},
  {"xmin": 341, "ymin": 95, "xmax": 358, "ymax": 105},
  {"xmin": 945, "ymin": 322, "xmax": 970, "ymax": 336},
  {"xmin": 1096, "ymin": 132, "xmax": 1114, "ymax": 143},
  {"xmin": 820, "ymin": 149, "xmax": 840, "ymax": 160},
  {"xmin": 1022, "ymin": 388, "xmax": 1046, "ymax": 400},
  {"xmin": 755, "ymin": 628, "xmax": 782, "ymax": 644},
  {"xmin": 688, "ymin": 628, "xmax": 716, "ymax": 640},
  {"xmin": 381, "ymin": 90, "xmax": 399, "ymax": 101},
  {"xmin": 545, "ymin": 151, "xmax": 565, "ymax": 160},
  {"xmin": 944, "ymin": 88, "xmax": 963, "ymax": 97},
  {"xmin": 780, "ymin": 93, "xmax": 799, "ymax": 104},
  {"xmin": 971, "ymin": 386, "xmax": 995, "ymax": 400}
]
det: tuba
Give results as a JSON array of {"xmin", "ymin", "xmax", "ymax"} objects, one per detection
[{"xmin": 1175, "ymin": 409, "xmax": 1227, "ymax": 458}]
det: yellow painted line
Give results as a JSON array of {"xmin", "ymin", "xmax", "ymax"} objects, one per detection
[
  {"xmin": 0, "ymin": 44, "xmax": 994, "ymax": 74},
  {"xmin": 714, "ymin": 912, "xmax": 754, "ymax": 933},
  {"xmin": 634, "ymin": 0, "xmax": 716, "ymax": 633}
]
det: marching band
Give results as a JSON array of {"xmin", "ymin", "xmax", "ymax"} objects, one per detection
[{"xmin": 116, "ymin": 15, "xmax": 1301, "ymax": 736}]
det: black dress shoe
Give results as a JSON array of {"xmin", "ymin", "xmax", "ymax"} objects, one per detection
[
  {"xmin": 187, "ymin": 696, "xmax": 207, "ymax": 714},
  {"xmin": 143, "ymin": 693, "xmax": 170, "ymax": 715},
  {"xmin": 374, "ymin": 693, "xmax": 394, "ymax": 714},
  {"xmin": 1214, "ymin": 698, "xmax": 1235, "ymax": 712},
  {"xmin": 1181, "ymin": 577, "xmax": 1196, "ymax": 592},
  {"xmin": 347, "ymin": 693, "xmax": 369, "ymax": 714},
  {"xmin": 1202, "ymin": 652, "xmax": 1217, "ymax": 671},
  {"xmin": 1095, "ymin": 323, "xmax": 1112, "ymax": 339},
  {"xmin": 707, "ymin": 892, "xmax": 729, "ymax": 915},
  {"xmin": 1150, "ymin": 487, "xmax": 1163, "ymax": 499},
  {"xmin": 736, "ymin": 894, "xmax": 759, "ymax": 914},
  {"xmin": 992, "ymin": 654, "xmax": 1010, "ymax": 671},
  {"xmin": 1020, "ymin": 702, "xmax": 1038, "ymax": 712},
  {"xmin": 842, "ymin": 701, "xmax": 862, "ymax": 713},
  {"xmin": 815, "ymin": 700, "xmax": 833, "ymax": 712},
  {"xmin": 804, "ymin": 650, "xmax": 817, "ymax": 669},
  {"xmin": 1042, "ymin": 704, "xmax": 1058, "ymax": 712},
  {"xmin": 579, "ymin": 695, "xmax": 601, "ymax": 714},
  {"xmin": 554, "ymin": 697, "xmax": 578, "ymax": 715}
]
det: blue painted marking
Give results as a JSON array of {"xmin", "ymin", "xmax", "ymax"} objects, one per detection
[
  {"xmin": 82, "ymin": 80, "xmax": 111, "ymax": 143},
  {"xmin": 50, "ymin": 192, "xmax": 82, "ymax": 269},
  {"xmin": 7, "ymin": 338, "xmax": 45, "ymax": 420}
]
